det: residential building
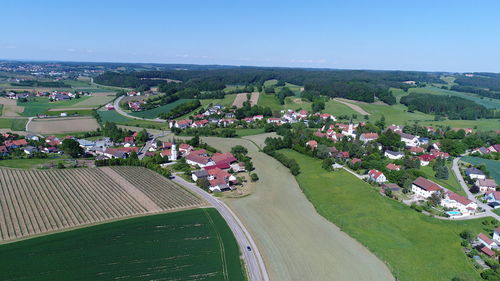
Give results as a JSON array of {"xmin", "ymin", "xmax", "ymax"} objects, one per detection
[
  {"xmin": 476, "ymin": 179, "xmax": 498, "ymax": 193},
  {"xmin": 465, "ymin": 168, "xmax": 486, "ymax": 180},
  {"xmin": 441, "ymin": 191, "xmax": 477, "ymax": 216},
  {"xmin": 384, "ymin": 150, "xmax": 404, "ymax": 160},
  {"xmin": 411, "ymin": 177, "xmax": 442, "ymax": 198},
  {"xmin": 360, "ymin": 133, "xmax": 379, "ymax": 143},
  {"xmin": 368, "ymin": 169, "xmax": 387, "ymax": 183},
  {"xmin": 477, "ymin": 233, "xmax": 497, "ymax": 249}
]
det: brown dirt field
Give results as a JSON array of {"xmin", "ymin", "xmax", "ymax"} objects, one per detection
[
  {"xmin": 0, "ymin": 97, "xmax": 24, "ymax": 117},
  {"xmin": 334, "ymin": 98, "xmax": 371, "ymax": 115},
  {"xmin": 232, "ymin": 92, "xmax": 259, "ymax": 108},
  {"xmin": 100, "ymin": 167, "xmax": 162, "ymax": 212},
  {"xmin": 47, "ymin": 107, "xmax": 94, "ymax": 111},
  {"xmin": 27, "ymin": 117, "xmax": 99, "ymax": 134}
]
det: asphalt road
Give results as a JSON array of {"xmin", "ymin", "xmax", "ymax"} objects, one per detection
[
  {"xmin": 452, "ymin": 157, "xmax": 500, "ymax": 221},
  {"xmin": 172, "ymin": 176, "xmax": 269, "ymax": 281}
]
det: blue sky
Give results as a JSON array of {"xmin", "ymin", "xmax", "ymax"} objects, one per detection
[{"xmin": 1, "ymin": 0, "xmax": 500, "ymax": 72}]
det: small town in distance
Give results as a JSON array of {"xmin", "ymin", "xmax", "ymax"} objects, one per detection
[{"xmin": 1, "ymin": 1, "xmax": 500, "ymax": 281}]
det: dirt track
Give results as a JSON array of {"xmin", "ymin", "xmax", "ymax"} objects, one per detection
[
  {"xmin": 232, "ymin": 92, "xmax": 260, "ymax": 108},
  {"xmin": 334, "ymin": 98, "xmax": 370, "ymax": 115},
  {"xmin": 191, "ymin": 135, "xmax": 394, "ymax": 281}
]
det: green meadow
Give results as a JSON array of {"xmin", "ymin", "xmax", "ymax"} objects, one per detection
[
  {"xmin": 280, "ymin": 149, "xmax": 494, "ymax": 281},
  {"xmin": 129, "ymin": 99, "xmax": 193, "ymax": 119},
  {"xmin": 0, "ymin": 118, "xmax": 28, "ymax": 131},
  {"xmin": 98, "ymin": 110, "xmax": 166, "ymax": 129},
  {"xmin": 19, "ymin": 97, "xmax": 92, "ymax": 117},
  {"xmin": 461, "ymin": 156, "xmax": 500, "ymax": 183},
  {"xmin": 0, "ymin": 208, "xmax": 245, "ymax": 281}
]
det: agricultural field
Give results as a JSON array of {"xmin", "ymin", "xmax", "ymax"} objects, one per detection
[
  {"xmin": 43, "ymin": 108, "xmax": 93, "ymax": 116},
  {"xmin": 257, "ymin": 94, "xmax": 311, "ymax": 112},
  {"xmin": 19, "ymin": 97, "xmax": 92, "ymax": 117},
  {"xmin": 232, "ymin": 92, "xmax": 259, "ymax": 108},
  {"xmin": 98, "ymin": 110, "xmax": 167, "ymax": 129},
  {"xmin": 0, "ymin": 158, "xmax": 67, "ymax": 169},
  {"xmin": 27, "ymin": 117, "xmax": 99, "ymax": 134},
  {"xmin": 190, "ymin": 136, "xmax": 394, "ymax": 281},
  {"xmin": 280, "ymin": 149, "xmax": 491, "ymax": 281},
  {"xmin": 461, "ymin": 156, "xmax": 500, "ymax": 182},
  {"xmin": 0, "ymin": 97, "xmax": 24, "ymax": 117},
  {"xmin": 72, "ymin": 92, "xmax": 115, "ymax": 107},
  {"xmin": 409, "ymin": 86, "xmax": 500, "ymax": 110},
  {"xmin": 109, "ymin": 166, "xmax": 206, "ymax": 210},
  {"xmin": 0, "ymin": 208, "xmax": 245, "ymax": 281},
  {"xmin": 129, "ymin": 99, "xmax": 193, "ymax": 119},
  {"xmin": 0, "ymin": 118, "xmax": 28, "ymax": 131},
  {"xmin": 0, "ymin": 166, "xmax": 205, "ymax": 241},
  {"xmin": 200, "ymin": 94, "xmax": 237, "ymax": 108},
  {"xmin": 419, "ymin": 119, "xmax": 500, "ymax": 132}
]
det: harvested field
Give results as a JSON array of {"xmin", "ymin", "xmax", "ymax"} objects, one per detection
[
  {"xmin": 232, "ymin": 92, "xmax": 259, "ymax": 108},
  {"xmin": 189, "ymin": 136, "xmax": 393, "ymax": 281},
  {"xmin": 0, "ymin": 166, "xmax": 205, "ymax": 241},
  {"xmin": 334, "ymin": 98, "xmax": 370, "ymax": 115},
  {"xmin": 73, "ymin": 92, "xmax": 115, "ymax": 107},
  {"xmin": 0, "ymin": 97, "xmax": 24, "ymax": 117},
  {"xmin": 27, "ymin": 117, "xmax": 99, "ymax": 134}
]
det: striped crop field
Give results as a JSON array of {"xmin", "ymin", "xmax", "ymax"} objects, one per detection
[{"xmin": 0, "ymin": 166, "xmax": 205, "ymax": 241}]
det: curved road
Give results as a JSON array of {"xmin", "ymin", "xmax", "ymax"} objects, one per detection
[
  {"xmin": 172, "ymin": 176, "xmax": 269, "ymax": 281},
  {"xmin": 452, "ymin": 157, "xmax": 500, "ymax": 221},
  {"xmin": 113, "ymin": 95, "xmax": 166, "ymax": 123}
]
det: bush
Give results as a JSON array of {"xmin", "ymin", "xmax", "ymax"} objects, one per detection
[{"xmin": 250, "ymin": 173, "xmax": 259, "ymax": 182}]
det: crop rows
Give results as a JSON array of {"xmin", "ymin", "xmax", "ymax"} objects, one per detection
[
  {"xmin": 109, "ymin": 166, "xmax": 205, "ymax": 210},
  {"xmin": 0, "ymin": 166, "xmax": 203, "ymax": 241}
]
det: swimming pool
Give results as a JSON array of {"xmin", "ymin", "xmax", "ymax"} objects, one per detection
[{"xmin": 447, "ymin": 211, "xmax": 462, "ymax": 216}]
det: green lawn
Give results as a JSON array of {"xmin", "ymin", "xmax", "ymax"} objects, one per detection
[
  {"xmin": 419, "ymin": 163, "xmax": 465, "ymax": 196},
  {"xmin": 280, "ymin": 149, "xmax": 492, "ymax": 281},
  {"xmin": 20, "ymin": 97, "xmax": 92, "ymax": 117},
  {"xmin": 0, "ymin": 118, "xmax": 27, "ymax": 131},
  {"xmin": 0, "ymin": 158, "xmax": 68, "ymax": 169},
  {"xmin": 0, "ymin": 208, "xmax": 245, "ymax": 281},
  {"xmin": 419, "ymin": 119, "xmax": 500, "ymax": 132},
  {"xmin": 129, "ymin": 99, "xmax": 193, "ymax": 119},
  {"xmin": 461, "ymin": 156, "xmax": 500, "ymax": 183},
  {"xmin": 257, "ymin": 93, "xmax": 283, "ymax": 111},
  {"xmin": 324, "ymin": 99, "xmax": 359, "ymax": 118},
  {"xmin": 98, "ymin": 110, "xmax": 167, "ymax": 129},
  {"xmin": 200, "ymin": 94, "xmax": 237, "ymax": 108}
]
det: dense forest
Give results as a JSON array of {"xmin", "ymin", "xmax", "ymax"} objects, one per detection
[
  {"xmin": 95, "ymin": 68, "xmax": 444, "ymax": 104},
  {"xmin": 400, "ymin": 93, "xmax": 494, "ymax": 120},
  {"xmin": 455, "ymin": 74, "xmax": 500, "ymax": 92}
]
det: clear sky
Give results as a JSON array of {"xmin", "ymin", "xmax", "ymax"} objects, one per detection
[{"xmin": 1, "ymin": 0, "xmax": 500, "ymax": 72}]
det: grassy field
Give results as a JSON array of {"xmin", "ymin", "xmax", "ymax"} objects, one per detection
[
  {"xmin": 0, "ymin": 208, "xmax": 245, "ymax": 281},
  {"xmin": 0, "ymin": 158, "xmax": 64, "ymax": 169},
  {"xmin": 235, "ymin": 128, "xmax": 266, "ymax": 137},
  {"xmin": 419, "ymin": 163, "xmax": 465, "ymax": 196},
  {"xmin": 200, "ymin": 94, "xmax": 237, "ymax": 108},
  {"xmin": 43, "ymin": 109, "xmax": 93, "ymax": 116},
  {"xmin": 98, "ymin": 110, "xmax": 167, "ymax": 129},
  {"xmin": 194, "ymin": 136, "xmax": 394, "ymax": 281},
  {"xmin": 129, "ymin": 99, "xmax": 193, "ymax": 119},
  {"xmin": 19, "ymin": 97, "xmax": 92, "ymax": 117},
  {"xmin": 72, "ymin": 94, "xmax": 115, "ymax": 107},
  {"xmin": 420, "ymin": 119, "xmax": 500, "ymax": 131},
  {"xmin": 0, "ymin": 118, "xmax": 27, "ymax": 131},
  {"xmin": 461, "ymin": 156, "xmax": 500, "ymax": 182},
  {"xmin": 280, "ymin": 149, "xmax": 492, "ymax": 281},
  {"xmin": 409, "ymin": 86, "xmax": 500, "ymax": 110}
]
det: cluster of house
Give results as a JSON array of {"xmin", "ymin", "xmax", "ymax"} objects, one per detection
[
  {"xmin": 267, "ymin": 109, "xmax": 335, "ymax": 126},
  {"xmin": 411, "ymin": 177, "xmax": 478, "ymax": 217},
  {"xmin": 169, "ymin": 104, "xmax": 264, "ymax": 129},
  {"xmin": 475, "ymin": 229, "xmax": 500, "ymax": 257},
  {"xmin": 6, "ymin": 90, "xmax": 89, "ymax": 101},
  {"xmin": 472, "ymin": 144, "xmax": 500, "ymax": 155},
  {"xmin": 127, "ymin": 100, "xmax": 146, "ymax": 111},
  {"xmin": 189, "ymin": 151, "xmax": 244, "ymax": 192}
]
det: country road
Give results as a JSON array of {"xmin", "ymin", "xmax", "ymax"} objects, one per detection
[
  {"xmin": 452, "ymin": 157, "xmax": 500, "ymax": 221},
  {"xmin": 172, "ymin": 176, "xmax": 269, "ymax": 281},
  {"xmin": 113, "ymin": 96, "xmax": 166, "ymax": 123}
]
